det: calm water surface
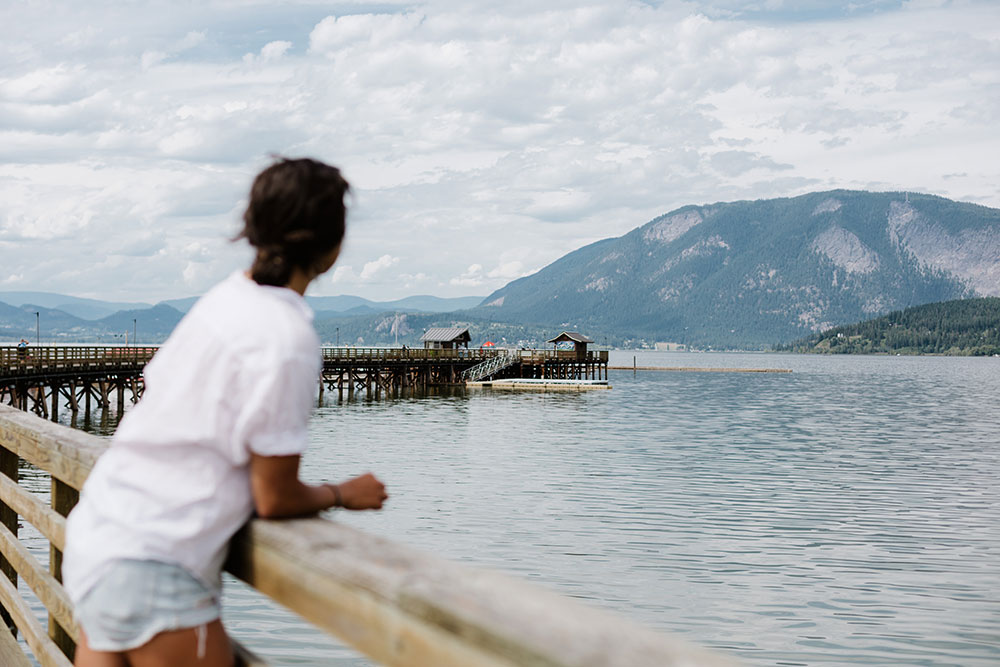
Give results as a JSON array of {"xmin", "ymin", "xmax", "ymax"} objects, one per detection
[{"xmin": 20, "ymin": 352, "xmax": 1000, "ymax": 665}]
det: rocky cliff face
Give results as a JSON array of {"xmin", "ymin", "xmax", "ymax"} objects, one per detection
[
  {"xmin": 888, "ymin": 200, "xmax": 1000, "ymax": 296},
  {"xmin": 475, "ymin": 190, "xmax": 1000, "ymax": 347}
]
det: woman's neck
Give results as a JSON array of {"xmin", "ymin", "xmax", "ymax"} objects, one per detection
[{"xmin": 285, "ymin": 268, "xmax": 310, "ymax": 296}]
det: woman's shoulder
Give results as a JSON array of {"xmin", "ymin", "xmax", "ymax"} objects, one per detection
[{"xmin": 196, "ymin": 274, "xmax": 316, "ymax": 345}]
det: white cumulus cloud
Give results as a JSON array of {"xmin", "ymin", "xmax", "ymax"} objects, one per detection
[
  {"xmin": 0, "ymin": 0, "xmax": 996, "ymax": 302},
  {"xmin": 359, "ymin": 254, "xmax": 400, "ymax": 280}
]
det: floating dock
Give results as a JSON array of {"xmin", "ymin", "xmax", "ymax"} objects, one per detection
[{"xmin": 466, "ymin": 378, "xmax": 612, "ymax": 391}]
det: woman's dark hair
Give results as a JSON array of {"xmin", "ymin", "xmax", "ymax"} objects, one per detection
[{"xmin": 237, "ymin": 157, "xmax": 349, "ymax": 287}]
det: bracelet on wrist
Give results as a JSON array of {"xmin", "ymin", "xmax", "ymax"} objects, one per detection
[{"xmin": 328, "ymin": 483, "xmax": 343, "ymax": 508}]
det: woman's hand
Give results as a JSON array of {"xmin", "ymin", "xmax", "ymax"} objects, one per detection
[
  {"xmin": 333, "ymin": 473, "xmax": 388, "ymax": 510},
  {"xmin": 250, "ymin": 454, "xmax": 387, "ymax": 517}
]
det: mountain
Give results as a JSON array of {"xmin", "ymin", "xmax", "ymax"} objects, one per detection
[
  {"xmin": 158, "ymin": 296, "xmax": 201, "ymax": 313},
  {"xmin": 0, "ymin": 291, "xmax": 489, "ymax": 344},
  {"xmin": 0, "ymin": 292, "xmax": 151, "ymax": 320},
  {"xmin": 780, "ymin": 297, "xmax": 1000, "ymax": 355},
  {"xmin": 381, "ymin": 295, "xmax": 485, "ymax": 312},
  {"xmin": 0, "ymin": 301, "xmax": 184, "ymax": 344},
  {"xmin": 0, "ymin": 303, "xmax": 91, "ymax": 341},
  {"xmin": 162, "ymin": 294, "xmax": 485, "ymax": 314},
  {"xmin": 474, "ymin": 190, "xmax": 1000, "ymax": 348},
  {"xmin": 95, "ymin": 304, "xmax": 185, "ymax": 342},
  {"xmin": 307, "ymin": 294, "xmax": 485, "ymax": 314}
]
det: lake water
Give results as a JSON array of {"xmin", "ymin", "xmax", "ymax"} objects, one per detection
[{"xmin": 17, "ymin": 352, "xmax": 1000, "ymax": 666}]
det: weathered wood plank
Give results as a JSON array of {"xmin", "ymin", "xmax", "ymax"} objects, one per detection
[
  {"xmin": 0, "ymin": 522, "xmax": 77, "ymax": 645},
  {"xmin": 0, "ymin": 443, "xmax": 18, "ymax": 636},
  {"xmin": 0, "ymin": 620, "xmax": 31, "ymax": 667},
  {"xmin": 0, "ymin": 405, "xmax": 106, "ymax": 490},
  {"xmin": 49, "ymin": 478, "xmax": 78, "ymax": 659},
  {"xmin": 227, "ymin": 521, "xmax": 515, "ymax": 667},
  {"xmin": 0, "ymin": 473, "xmax": 66, "ymax": 551},
  {"xmin": 0, "ymin": 562, "xmax": 72, "ymax": 667},
  {"xmin": 227, "ymin": 520, "xmax": 735, "ymax": 667}
]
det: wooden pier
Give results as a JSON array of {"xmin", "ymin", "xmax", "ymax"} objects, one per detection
[
  {"xmin": 0, "ymin": 346, "xmax": 156, "ymax": 421},
  {"xmin": 319, "ymin": 347, "xmax": 610, "ymax": 399},
  {"xmin": 0, "ymin": 405, "xmax": 735, "ymax": 667},
  {"xmin": 2, "ymin": 346, "xmax": 611, "ymax": 411}
]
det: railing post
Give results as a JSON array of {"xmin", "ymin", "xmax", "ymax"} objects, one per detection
[
  {"xmin": 0, "ymin": 445, "xmax": 17, "ymax": 637},
  {"xmin": 49, "ymin": 478, "xmax": 79, "ymax": 660}
]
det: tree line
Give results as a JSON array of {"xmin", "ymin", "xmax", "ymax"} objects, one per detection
[{"xmin": 778, "ymin": 297, "xmax": 1000, "ymax": 355}]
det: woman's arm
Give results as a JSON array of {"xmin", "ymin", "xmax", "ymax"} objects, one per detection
[{"xmin": 249, "ymin": 453, "xmax": 388, "ymax": 518}]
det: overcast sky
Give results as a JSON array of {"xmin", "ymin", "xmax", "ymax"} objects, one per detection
[{"xmin": 2, "ymin": 0, "xmax": 998, "ymax": 303}]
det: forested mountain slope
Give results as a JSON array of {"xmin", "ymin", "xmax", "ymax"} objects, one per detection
[
  {"xmin": 474, "ymin": 190, "xmax": 1000, "ymax": 347},
  {"xmin": 780, "ymin": 297, "xmax": 1000, "ymax": 355}
]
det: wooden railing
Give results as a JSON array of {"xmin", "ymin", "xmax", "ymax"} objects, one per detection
[
  {"xmin": 0, "ymin": 346, "xmax": 159, "ymax": 376},
  {"xmin": 0, "ymin": 345, "xmax": 609, "ymax": 370},
  {"xmin": 320, "ymin": 347, "xmax": 610, "ymax": 363},
  {"xmin": 321, "ymin": 346, "xmax": 501, "ymax": 361},
  {"xmin": 0, "ymin": 404, "xmax": 734, "ymax": 667}
]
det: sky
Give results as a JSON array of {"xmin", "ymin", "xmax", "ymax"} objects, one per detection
[{"xmin": 1, "ymin": 0, "xmax": 998, "ymax": 303}]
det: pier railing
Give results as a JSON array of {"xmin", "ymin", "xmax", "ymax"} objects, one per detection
[
  {"xmin": 0, "ymin": 346, "xmax": 158, "ymax": 377},
  {"xmin": 320, "ymin": 347, "xmax": 609, "ymax": 362},
  {"xmin": 0, "ymin": 345, "xmax": 608, "ymax": 371},
  {"xmin": 0, "ymin": 404, "xmax": 733, "ymax": 667}
]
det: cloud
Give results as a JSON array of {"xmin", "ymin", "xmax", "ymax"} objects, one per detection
[
  {"xmin": 0, "ymin": 65, "xmax": 90, "ymax": 104},
  {"xmin": 449, "ymin": 260, "xmax": 528, "ymax": 287},
  {"xmin": 177, "ymin": 31, "xmax": 206, "ymax": 51},
  {"xmin": 309, "ymin": 13, "xmax": 423, "ymax": 53},
  {"xmin": 359, "ymin": 254, "xmax": 400, "ymax": 280},
  {"xmin": 329, "ymin": 265, "xmax": 357, "ymax": 285},
  {"xmin": 244, "ymin": 40, "xmax": 293, "ymax": 64},
  {"xmin": 709, "ymin": 150, "xmax": 793, "ymax": 177},
  {"xmin": 450, "ymin": 264, "xmax": 485, "ymax": 287},
  {"xmin": 0, "ymin": 0, "xmax": 997, "ymax": 303}
]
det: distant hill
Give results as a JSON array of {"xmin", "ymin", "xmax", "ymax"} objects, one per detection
[
  {"xmin": 0, "ymin": 302, "xmax": 91, "ymax": 341},
  {"xmin": 780, "ymin": 298, "xmax": 1000, "ymax": 355},
  {"xmin": 95, "ymin": 304, "xmax": 185, "ymax": 343},
  {"xmin": 307, "ymin": 294, "xmax": 484, "ymax": 314},
  {"xmin": 473, "ymin": 190, "xmax": 1000, "ymax": 348},
  {"xmin": 158, "ymin": 296, "xmax": 201, "ymax": 313},
  {"xmin": 0, "ymin": 300, "xmax": 183, "ymax": 344},
  {"xmin": 0, "ymin": 292, "xmax": 151, "ymax": 320},
  {"xmin": 161, "ymin": 293, "xmax": 485, "ymax": 314},
  {"xmin": 0, "ymin": 290, "xmax": 488, "ymax": 344}
]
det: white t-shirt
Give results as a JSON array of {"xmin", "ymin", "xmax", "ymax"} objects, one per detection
[{"xmin": 63, "ymin": 272, "xmax": 321, "ymax": 601}]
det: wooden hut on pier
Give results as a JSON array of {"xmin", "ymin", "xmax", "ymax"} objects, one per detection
[
  {"xmin": 420, "ymin": 327, "xmax": 471, "ymax": 350},
  {"xmin": 547, "ymin": 331, "xmax": 594, "ymax": 360}
]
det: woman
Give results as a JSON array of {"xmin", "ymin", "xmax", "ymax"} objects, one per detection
[{"xmin": 64, "ymin": 157, "xmax": 388, "ymax": 667}]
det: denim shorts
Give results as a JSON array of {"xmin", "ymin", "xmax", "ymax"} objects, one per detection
[{"xmin": 74, "ymin": 559, "xmax": 221, "ymax": 652}]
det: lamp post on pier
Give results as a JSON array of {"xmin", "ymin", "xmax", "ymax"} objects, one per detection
[
  {"xmin": 336, "ymin": 327, "xmax": 340, "ymax": 346},
  {"xmin": 35, "ymin": 312, "xmax": 39, "ymax": 346}
]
